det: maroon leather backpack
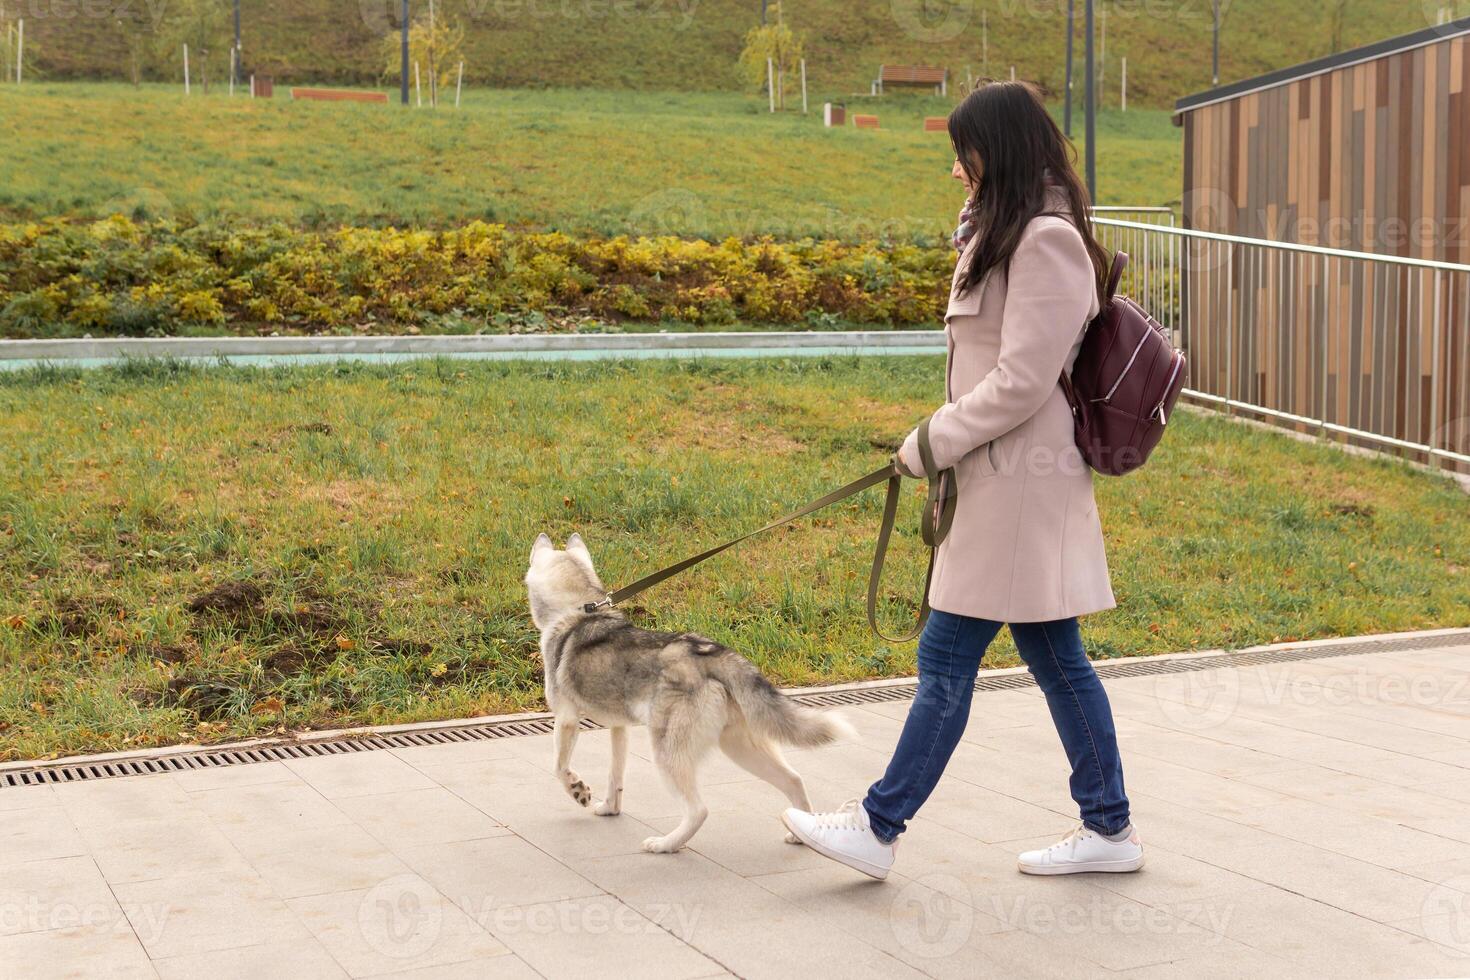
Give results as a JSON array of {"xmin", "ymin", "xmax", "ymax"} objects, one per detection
[{"xmin": 1059, "ymin": 252, "xmax": 1186, "ymax": 476}]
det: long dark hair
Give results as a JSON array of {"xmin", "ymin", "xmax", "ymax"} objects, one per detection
[{"xmin": 948, "ymin": 80, "xmax": 1108, "ymax": 301}]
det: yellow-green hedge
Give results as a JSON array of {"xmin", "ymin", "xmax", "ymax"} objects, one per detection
[{"xmin": 0, "ymin": 217, "xmax": 953, "ymax": 338}]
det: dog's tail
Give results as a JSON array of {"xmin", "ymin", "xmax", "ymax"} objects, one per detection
[{"xmin": 719, "ymin": 660, "xmax": 857, "ymax": 748}]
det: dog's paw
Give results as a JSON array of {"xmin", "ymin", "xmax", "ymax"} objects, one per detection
[
  {"xmin": 784, "ymin": 831, "xmax": 803, "ymax": 845},
  {"xmin": 564, "ymin": 778, "xmax": 592, "ymax": 807},
  {"xmin": 641, "ymin": 835, "xmax": 682, "ymax": 854},
  {"xmin": 593, "ymin": 799, "xmax": 621, "ymax": 816}
]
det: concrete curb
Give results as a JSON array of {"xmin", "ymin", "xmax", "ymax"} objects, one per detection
[
  {"xmin": 0, "ymin": 330, "xmax": 948, "ymax": 361},
  {"xmin": 6, "ymin": 625, "xmax": 1466, "ymax": 773}
]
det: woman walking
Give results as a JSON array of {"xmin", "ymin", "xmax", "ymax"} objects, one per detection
[{"xmin": 781, "ymin": 81, "xmax": 1141, "ymax": 880}]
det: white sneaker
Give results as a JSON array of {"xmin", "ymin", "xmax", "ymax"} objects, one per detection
[
  {"xmin": 781, "ymin": 799, "xmax": 896, "ymax": 880},
  {"xmin": 1018, "ymin": 823, "xmax": 1144, "ymax": 875}
]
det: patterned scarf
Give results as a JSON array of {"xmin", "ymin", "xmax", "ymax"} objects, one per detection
[{"xmin": 951, "ymin": 197, "xmax": 980, "ymax": 254}]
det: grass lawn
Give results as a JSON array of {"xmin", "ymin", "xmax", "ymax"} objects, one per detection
[
  {"xmin": 19, "ymin": 0, "xmax": 1430, "ymax": 109},
  {"xmin": 0, "ymin": 84, "xmax": 1183, "ymax": 237},
  {"xmin": 2, "ymin": 356, "xmax": 1466, "ymax": 762}
]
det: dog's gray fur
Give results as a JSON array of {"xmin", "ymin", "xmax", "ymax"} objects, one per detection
[{"xmin": 525, "ymin": 532, "xmax": 854, "ymax": 853}]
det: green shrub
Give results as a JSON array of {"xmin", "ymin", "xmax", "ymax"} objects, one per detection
[{"xmin": 0, "ymin": 217, "xmax": 952, "ymax": 338}]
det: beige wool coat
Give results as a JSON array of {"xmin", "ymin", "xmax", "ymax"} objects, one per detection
[{"xmin": 897, "ymin": 191, "xmax": 1116, "ymax": 623}]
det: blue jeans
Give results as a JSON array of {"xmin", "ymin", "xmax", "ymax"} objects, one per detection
[{"xmin": 863, "ymin": 609, "xmax": 1130, "ymax": 842}]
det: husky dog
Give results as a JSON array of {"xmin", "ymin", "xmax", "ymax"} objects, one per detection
[{"xmin": 524, "ymin": 532, "xmax": 854, "ymax": 853}]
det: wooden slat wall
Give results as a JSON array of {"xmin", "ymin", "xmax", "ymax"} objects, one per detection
[{"xmin": 1180, "ymin": 33, "xmax": 1470, "ymax": 468}]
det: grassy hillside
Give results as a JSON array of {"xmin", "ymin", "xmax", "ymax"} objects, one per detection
[
  {"xmin": 0, "ymin": 84, "xmax": 1182, "ymax": 233},
  {"xmin": 14, "ymin": 0, "xmax": 1439, "ymax": 110}
]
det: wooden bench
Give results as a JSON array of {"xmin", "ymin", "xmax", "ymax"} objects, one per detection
[
  {"xmin": 853, "ymin": 114, "xmax": 880, "ymax": 130},
  {"xmin": 878, "ymin": 65, "xmax": 948, "ymax": 96},
  {"xmin": 923, "ymin": 116, "xmax": 948, "ymax": 132},
  {"xmin": 290, "ymin": 88, "xmax": 389, "ymax": 104}
]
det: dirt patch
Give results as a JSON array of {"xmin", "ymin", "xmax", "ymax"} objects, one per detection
[
  {"xmin": 147, "ymin": 643, "xmax": 191, "ymax": 665},
  {"xmin": 262, "ymin": 644, "xmax": 338, "ymax": 676},
  {"xmin": 261, "ymin": 597, "xmax": 343, "ymax": 638},
  {"xmin": 186, "ymin": 580, "xmax": 264, "ymax": 618},
  {"xmin": 39, "ymin": 595, "xmax": 124, "ymax": 638},
  {"xmin": 164, "ymin": 676, "xmax": 243, "ymax": 721},
  {"xmin": 184, "ymin": 579, "xmax": 351, "ymax": 640},
  {"xmin": 375, "ymin": 637, "xmax": 433, "ymax": 658},
  {"xmin": 286, "ymin": 421, "xmax": 335, "ymax": 436}
]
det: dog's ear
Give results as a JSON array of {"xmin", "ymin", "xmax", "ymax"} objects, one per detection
[
  {"xmin": 565, "ymin": 532, "xmax": 597, "ymax": 576},
  {"xmin": 530, "ymin": 532, "xmax": 553, "ymax": 562}
]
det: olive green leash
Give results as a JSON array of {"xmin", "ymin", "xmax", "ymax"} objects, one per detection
[{"xmin": 582, "ymin": 420, "xmax": 956, "ymax": 643}]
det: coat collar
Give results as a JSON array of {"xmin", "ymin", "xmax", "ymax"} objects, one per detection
[{"xmin": 951, "ymin": 179, "xmax": 1077, "ymax": 295}]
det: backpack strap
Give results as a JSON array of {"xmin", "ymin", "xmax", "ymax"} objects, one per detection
[
  {"xmin": 1059, "ymin": 251, "xmax": 1129, "ymax": 419},
  {"xmin": 1104, "ymin": 251, "xmax": 1129, "ymax": 303}
]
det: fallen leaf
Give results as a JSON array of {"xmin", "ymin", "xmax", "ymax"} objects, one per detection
[{"xmin": 251, "ymin": 697, "xmax": 285, "ymax": 715}]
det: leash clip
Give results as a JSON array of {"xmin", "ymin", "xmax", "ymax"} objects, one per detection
[{"xmin": 582, "ymin": 594, "xmax": 614, "ymax": 614}]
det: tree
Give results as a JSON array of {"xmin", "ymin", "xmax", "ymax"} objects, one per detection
[
  {"xmin": 737, "ymin": 2, "xmax": 804, "ymax": 110},
  {"xmin": 381, "ymin": 8, "xmax": 464, "ymax": 107},
  {"xmin": 1326, "ymin": 0, "xmax": 1350, "ymax": 54},
  {"xmin": 154, "ymin": 0, "xmax": 230, "ymax": 93},
  {"xmin": 117, "ymin": 14, "xmax": 152, "ymax": 87}
]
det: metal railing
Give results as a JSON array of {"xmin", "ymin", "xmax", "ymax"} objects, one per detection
[
  {"xmin": 1090, "ymin": 206, "xmax": 1177, "ymax": 227},
  {"xmin": 1093, "ymin": 217, "xmax": 1470, "ymax": 472}
]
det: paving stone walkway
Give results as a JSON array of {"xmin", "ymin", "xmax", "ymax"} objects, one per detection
[{"xmin": 2, "ymin": 637, "xmax": 1469, "ymax": 978}]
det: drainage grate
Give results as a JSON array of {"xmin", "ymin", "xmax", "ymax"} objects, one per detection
[
  {"xmin": 4, "ymin": 631, "xmax": 1465, "ymax": 788},
  {"xmin": 0, "ymin": 717, "xmax": 598, "ymax": 789}
]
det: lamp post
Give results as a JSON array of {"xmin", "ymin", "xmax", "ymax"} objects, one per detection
[
  {"xmin": 232, "ymin": 0, "xmax": 240, "ymax": 89},
  {"xmin": 400, "ymin": 0, "xmax": 410, "ymax": 105},
  {"xmin": 1084, "ymin": 0, "xmax": 1095, "ymax": 199},
  {"xmin": 1064, "ymin": 0, "xmax": 1074, "ymax": 137},
  {"xmin": 1212, "ymin": 0, "xmax": 1220, "ymax": 86}
]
